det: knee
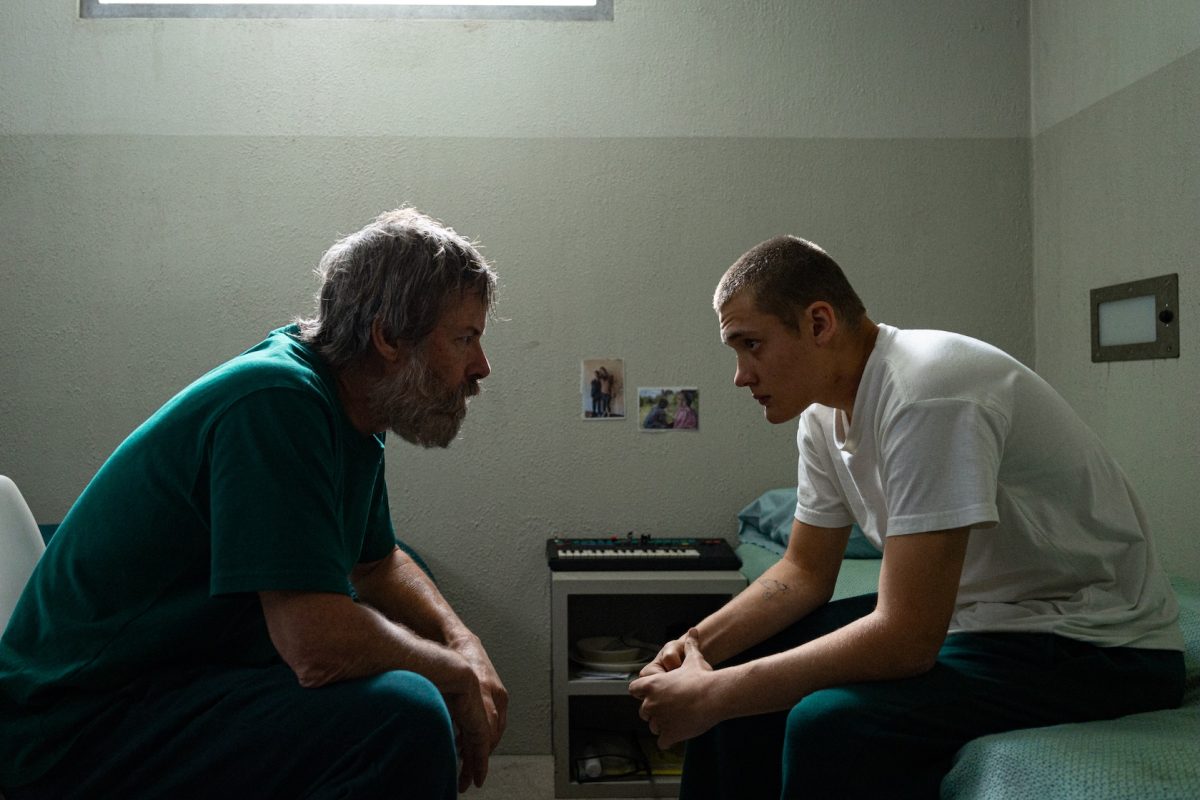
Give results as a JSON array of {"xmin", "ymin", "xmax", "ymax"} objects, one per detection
[
  {"xmin": 303, "ymin": 671, "xmax": 458, "ymax": 799},
  {"xmin": 782, "ymin": 689, "xmax": 863, "ymax": 779},
  {"xmin": 350, "ymin": 671, "xmax": 458, "ymax": 767},
  {"xmin": 365, "ymin": 671, "xmax": 455, "ymax": 750}
]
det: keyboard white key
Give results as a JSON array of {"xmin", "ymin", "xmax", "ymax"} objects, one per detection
[{"xmin": 559, "ymin": 548, "xmax": 700, "ymax": 558}]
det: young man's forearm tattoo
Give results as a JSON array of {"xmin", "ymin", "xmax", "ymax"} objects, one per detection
[{"xmin": 758, "ymin": 578, "xmax": 789, "ymax": 599}]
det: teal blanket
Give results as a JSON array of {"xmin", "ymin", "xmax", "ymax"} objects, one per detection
[{"xmin": 941, "ymin": 576, "xmax": 1200, "ymax": 800}]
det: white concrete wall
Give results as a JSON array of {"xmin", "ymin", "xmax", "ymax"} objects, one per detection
[
  {"xmin": 1031, "ymin": 0, "xmax": 1200, "ymax": 134},
  {"xmin": 2, "ymin": 0, "xmax": 1036, "ymax": 754},
  {"xmin": 1031, "ymin": 1, "xmax": 1200, "ymax": 583}
]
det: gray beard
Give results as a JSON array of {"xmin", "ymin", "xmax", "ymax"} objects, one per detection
[{"xmin": 368, "ymin": 351, "xmax": 479, "ymax": 448}]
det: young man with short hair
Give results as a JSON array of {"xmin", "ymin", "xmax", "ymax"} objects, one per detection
[{"xmin": 630, "ymin": 235, "xmax": 1183, "ymax": 799}]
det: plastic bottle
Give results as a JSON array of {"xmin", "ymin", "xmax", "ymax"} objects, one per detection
[{"xmin": 580, "ymin": 745, "xmax": 603, "ymax": 778}]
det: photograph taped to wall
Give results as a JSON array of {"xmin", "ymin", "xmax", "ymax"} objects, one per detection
[
  {"xmin": 638, "ymin": 387, "xmax": 699, "ymax": 432},
  {"xmin": 582, "ymin": 358, "xmax": 625, "ymax": 419}
]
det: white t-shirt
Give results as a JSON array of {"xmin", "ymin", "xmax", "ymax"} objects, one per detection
[{"xmin": 795, "ymin": 324, "xmax": 1182, "ymax": 650}]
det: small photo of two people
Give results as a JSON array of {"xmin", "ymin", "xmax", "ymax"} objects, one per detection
[
  {"xmin": 582, "ymin": 358, "xmax": 625, "ymax": 419},
  {"xmin": 639, "ymin": 387, "xmax": 699, "ymax": 432}
]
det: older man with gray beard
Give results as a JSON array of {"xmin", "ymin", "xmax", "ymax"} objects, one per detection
[{"xmin": 0, "ymin": 208, "xmax": 507, "ymax": 800}]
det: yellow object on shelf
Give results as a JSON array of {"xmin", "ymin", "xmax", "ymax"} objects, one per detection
[{"xmin": 639, "ymin": 736, "xmax": 686, "ymax": 776}]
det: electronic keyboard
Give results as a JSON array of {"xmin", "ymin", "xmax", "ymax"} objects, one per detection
[{"xmin": 546, "ymin": 534, "xmax": 741, "ymax": 571}]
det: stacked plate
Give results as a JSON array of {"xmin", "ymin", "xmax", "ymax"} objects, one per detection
[{"xmin": 571, "ymin": 636, "xmax": 653, "ymax": 673}]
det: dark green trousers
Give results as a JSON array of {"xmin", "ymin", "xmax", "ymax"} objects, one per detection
[
  {"xmin": 7, "ymin": 664, "xmax": 458, "ymax": 799},
  {"xmin": 680, "ymin": 593, "xmax": 1184, "ymax": 800}
]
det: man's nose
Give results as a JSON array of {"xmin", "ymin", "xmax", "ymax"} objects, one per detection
[
  {"xmin": 734, "ymin": 360, "xmax": 753, "ymax": 388},
  {"xmin": 470, "ymin": 341, "xmax": 491, "ymax": 382}
]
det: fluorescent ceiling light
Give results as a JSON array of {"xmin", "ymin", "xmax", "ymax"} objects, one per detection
[{"xmin": 98, "ymin": 1, "xmax": 596, "ymax": 5}]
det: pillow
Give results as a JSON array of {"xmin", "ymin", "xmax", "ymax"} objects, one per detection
[{"xmin": 737, "ymin": 487, "xmax": 880, "ymax": 559}]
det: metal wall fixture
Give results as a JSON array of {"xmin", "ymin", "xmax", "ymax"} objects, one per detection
[{"xmin": 1090, "ymin": 273, "xmax": 1180, "ymax": 362}]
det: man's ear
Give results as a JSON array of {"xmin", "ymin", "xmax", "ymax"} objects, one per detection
[
  {"xmin": 806, "ymin": 302, "xmax": 838, "ymax": 345},
  {"xmin": 370, "ymin": 319, "xmax": 408, "ymax": 364}
]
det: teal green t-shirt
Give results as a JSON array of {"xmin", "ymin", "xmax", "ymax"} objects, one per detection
[{"xmin": 0, "ymin": 326, "xmax": 397, "ymax": 787}]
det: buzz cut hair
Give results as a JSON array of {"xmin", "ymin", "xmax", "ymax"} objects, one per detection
[{"xmin": 713, "ymin": 235, "xmax": 865, "ymax": 329}]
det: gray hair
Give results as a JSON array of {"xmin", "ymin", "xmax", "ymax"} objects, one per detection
[
  {"xmin": 296, "ymin": 207, "xmax": 497, "ymax": 370},
  {"xmin": 714, "ymin": 235, "xmax": 865, "ymax": 329}
]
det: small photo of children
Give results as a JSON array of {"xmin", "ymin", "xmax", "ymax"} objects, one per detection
[
  {"xmin": 638, "ymin": 387, "xmax": 700, "ymax": 432},
  {"xmin": 582, "ymin": 359, "xmax": 625, "ymax": 419}
]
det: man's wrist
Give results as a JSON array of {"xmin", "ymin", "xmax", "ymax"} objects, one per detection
[
  {"xmin": 708, "ymin": 664, "xmax": 744, "ymax": 722},
  {"xmin": 445, "ymin": 627, "xmax": 481, "ymax": 651},
  {"xmin": 442, "ymin": 649, "xmax": 481, "ymax": 694}
]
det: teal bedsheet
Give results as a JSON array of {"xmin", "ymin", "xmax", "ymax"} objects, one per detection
[{"xmin": 941, "ymin": 576, "xmax": 1200, "ymax": 800}]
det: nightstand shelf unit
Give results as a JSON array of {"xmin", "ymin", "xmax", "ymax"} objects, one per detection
[{"xmin": 550, "ymin": 569, "xmax": 746, "ymax": 798}]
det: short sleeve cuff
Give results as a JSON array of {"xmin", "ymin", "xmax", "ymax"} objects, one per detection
[
  {"xmin": 886, "ymin": 502, "xmax": 998, "ymax": 535},
  {"xmin": 795, "ymin": 503, "xmax": 856, "ymax": 530},
  {"xmin": 212, "ymin": 569, "xmax": 353, "ymax": 597}
]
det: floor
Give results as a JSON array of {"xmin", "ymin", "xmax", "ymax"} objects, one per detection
[
  {"xmin": 471, "ymin": 755, "xmax": 661, "ymax": 800},
  {"xmin": 0, "ymin": 757, "xmax": 650, "ymax": 800},
  {"xmin": 470, "ymin": 756, "xmax": 555, "ymax": 799}
]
